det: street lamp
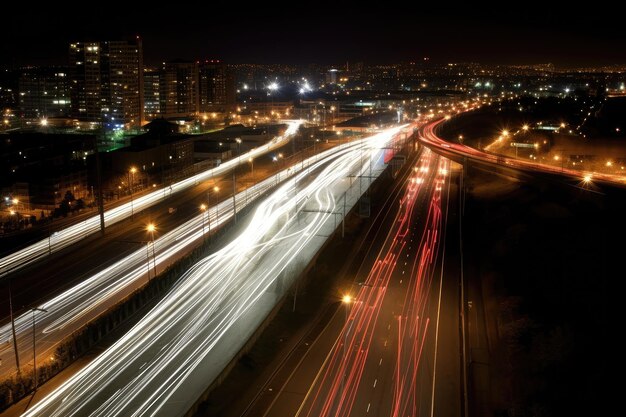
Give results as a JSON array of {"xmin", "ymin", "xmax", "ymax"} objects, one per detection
[
  {"xmin": 200, "ymin": 204, "xmax": 207, "ymax": 241},
  {"xmin": 341, "ymin": 294, "xmax": 353, "ymax": 398},
  {"xmin": 129, "ymin": 167, "xmax": 137, "ymax": 219},
  {"xmin": 213, "ymin": 186, "xmax": 220, "ymax": 227},
  {"xmin": 31, "ymin": 307, "xmax": 48, "ymax": 392},
  {"xmin": 268, "ymin": 82, "xmax": 278, "ymax": 113},
  {"xmin": 235, "ymin": 138, "xmax": 242, "ymax": 155},
  {"xmin": 146, "ymin": 223, "xmax": 157, "ymax": 278},
  {"xmin": 248, "ymin": 157, "xmax": 254, "ymax": 179}
]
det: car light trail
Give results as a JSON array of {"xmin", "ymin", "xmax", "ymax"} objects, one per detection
[
  {"xmin": 21, "ymin": 126, "xmax": 407, "ymax": 416},
  {"xmin": 420, "ymin": 118, "xmax": 626, "ymax": 187},
  {"xmin": 0, "ymin": 121, "xmax": 301, "ymax": 278},
  {"xmin": 0, "ymin": 128, "xmax": 396, "ymax": 380},
  {"xmin": 392, "ymin": 157, "xmax": 450, "ymax": 417},
  {"xmin": 302, "ymin": 148, "xmax": 450, "ymax": 417}
]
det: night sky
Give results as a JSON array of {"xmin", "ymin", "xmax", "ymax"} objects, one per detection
[{"xmin": 3, "ymin": 2, "xmax": 626, "ymax": 67}]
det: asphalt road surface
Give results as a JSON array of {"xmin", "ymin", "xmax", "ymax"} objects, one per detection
[
  {"xmin": 20, "ymin": 127, "xmax": 407, "ymax": 416},
  {"xmin": 252, "ymin": 147, "xmax": 462, "ymax": 417}
]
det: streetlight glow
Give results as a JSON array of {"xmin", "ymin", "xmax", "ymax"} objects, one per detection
[
  {"xmin": 342, "ymin": 294, "xmax": 352, "ymax": 304},
  {"xmin": 146, "ymin": 223, "xmax": 156, "ymax": 233}
]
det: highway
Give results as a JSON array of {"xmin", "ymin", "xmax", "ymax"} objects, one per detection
[
  {"xmin": 19, "ymin": 126, "xmax": 406, "ymax": 416},
  {"xmin": 419, "ymin": 118, "xmax": 626, "ymax": 188},
  {"xmin": 0, "ymin": 129, "xmax": 379, "ymax": 382},
  {"xmin": 0, "ymin": 121, "xmax": 302, "ymax": 279},
  {"xmin": 254, "ymin": 148, "xmax": 461, "ymax": 417},
  {"xmin": 0, "ymin": 159, "xmax": 290, "ymax": 381}
]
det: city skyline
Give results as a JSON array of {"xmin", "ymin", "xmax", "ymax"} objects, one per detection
[{"xmin": 3, "ymin": 3, "xmax": 626, "ymax": 67}]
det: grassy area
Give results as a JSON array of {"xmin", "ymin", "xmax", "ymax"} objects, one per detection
[{"xmin": 464, "ymin": 166, "xmax": 623, "ymax": 416}]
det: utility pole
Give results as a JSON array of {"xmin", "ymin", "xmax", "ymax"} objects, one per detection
[
  {"xmin": 32, "ymin": 307, "xmax": 48, "ymax": 392},
  {"xmin": 94, "ymin": 135, "xmax": 105, "ymax": 236},
  {"xmin": 232, "ymin": 170, "xmax": 237, "ymax": 224},
  {"xmin": 342, "ymin": 191, "xmax": 346, "ymax": 238},
  {"xmin": 9, "ymin": 279, "xmax": 20, "ymax": 374},
  {"xmin": 294, "ymin": 176, "xmax": 299, "ymax": 224},
  {"xmin": 146, "ymin": 242, "xmax": 151, "ymax": 282}
]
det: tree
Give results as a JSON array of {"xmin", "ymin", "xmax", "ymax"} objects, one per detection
[{"xmin": 63, "ymin": 190, "xmax": 75, "ymax": 203}]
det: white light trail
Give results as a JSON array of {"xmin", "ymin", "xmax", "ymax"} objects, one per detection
[
  {"xmin": 0, "ymin": 121, "xmax": 302, "ymax": 278},
  {"xmin": 23, "ymin": 126, "xmax": 405, "ymax": 417}
]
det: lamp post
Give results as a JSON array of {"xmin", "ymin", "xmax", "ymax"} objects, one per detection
[
  {"xmin": 200, "ymin": 204, "xmax": 207, "ymax": 242},
  {"xmin": 9, "ymin": 209, "xmax": 17, "ymax": 228},
  {"xmin": 248, "ymin": 157, "xmax": 254, "ymax": 180},
  {"xmin": 31, "ymin": 307, "xmax": 48, "ymax": 392},
  {"xmin": 213, "ymin": 186, "xmax": 220, "ymax": 228},
  {"xmin": 129, "ymin": 167, "xmax": 137, "ymax": 219},
  {"xmin": 341, "ymin": 294, "xmax": 353, "ymax": 400},
  {"xmin": 268, "ymin": 82, "xmax": 278, "ymax": 114},
  {"xmin": 9, "ymin": 279, "xmax": 20, "ymax": 374},
  {"xmin": 146, "ymin": 223, "xmax": 157, "ymax": 278}
]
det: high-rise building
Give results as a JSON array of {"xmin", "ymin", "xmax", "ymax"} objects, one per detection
[
  {"xmin": 18, "ymin": 66, "xmax": 70, "ymax": 119},
  {"xmin": 69, "ymin": 38, "xmax": 144, "ymax": 128},
  {"xmin": 143, "ymin": 69, "xmax": 161, "ymax": 121},
  {"xmin": 69, "ymin": 42, "xmax": 101, "ymax": 123},
  {"xmin": 198, "ymin": 60, "xmax": 235, "ymax": 113},
  {"xmin": 160, "ymin": 61, "xmax": 198, "ymax": 118},
  {"xmin": 326, "ymin": 68, "xmax": 338, "ymax": 84}
]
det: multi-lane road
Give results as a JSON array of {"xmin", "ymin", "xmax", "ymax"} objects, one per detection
[
  {"xmin": 0, "ymin": 121, "xmax": 301, "ymax": 279},
  {"xmin": 19, "ymin": 126, "xmax": 406, "ymax": 416},
  {"xmin": 245, "ymin": 148, "xmax": 462, "ymax": 417},
  {"xmin": 419, "ymin": 118, "xmax": 626, "ymax": 188},
  {"xmin": 0, "ymin": 162, "xmax": 293, "ymax": 381}
]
